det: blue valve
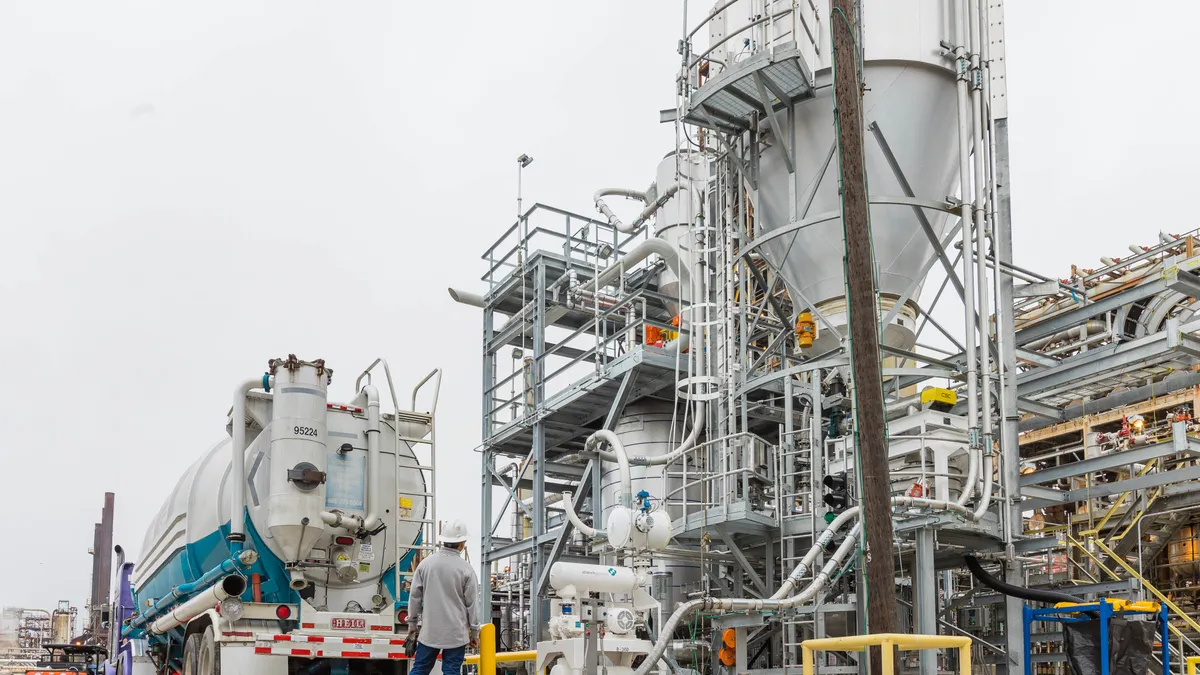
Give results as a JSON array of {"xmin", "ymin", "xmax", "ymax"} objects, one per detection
[{"xmin": 636, "ymin": 490, "xmax": 652, "ymax": 513}]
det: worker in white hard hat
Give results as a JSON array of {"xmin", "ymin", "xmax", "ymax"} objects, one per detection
[{"xmin": 407, "ymin": 519, "xmax": 480, "ymax": 675}]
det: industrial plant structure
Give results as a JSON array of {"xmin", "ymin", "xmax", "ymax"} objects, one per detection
[{"xmin": 450, "ymin": 1, "xmax": 1200, "ymax": 673}]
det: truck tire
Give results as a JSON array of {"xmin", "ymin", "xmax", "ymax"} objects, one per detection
[
  {"xmin": 182, "ymin": 633, "xmax": 201, "ymax": 675},
  {"xmin": 197, "ymin": 625, "xmax": 221, "ymax": 675}
]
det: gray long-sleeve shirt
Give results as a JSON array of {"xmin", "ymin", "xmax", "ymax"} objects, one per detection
[{"xmin": 406, "ymin": 547, "xmax": 480, "ymax": 649}]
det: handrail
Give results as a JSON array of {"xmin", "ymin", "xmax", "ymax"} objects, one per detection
[
  {"xmin": 412, "ymin": 368, "xmax": 442, "ymax": 415},
  {"xmin": 1090, "ymin": 537, "xmax": 1200, "ymax": 637},
  {"xmin": 688, "ymin": 9, "xmax": 795, "ymax": 69},
  {"xmin": 802, "ymin": 634, "xmax": 972, "ymax": 675},
  {"xmin": 1082, "ymin": 458, "xmax": 1160, "ymax": 536},
  {"xmin": 355, "ymin": 358, "xmax": 401, "ymax": 413},
  {"xmin": 686, "ymin": 0, "xmax": 740, "ymax": 41}
]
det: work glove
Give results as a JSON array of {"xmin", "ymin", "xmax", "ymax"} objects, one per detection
[{"xmin": 404, "ymin": 630, "xmax": 419, "ymax": 658}]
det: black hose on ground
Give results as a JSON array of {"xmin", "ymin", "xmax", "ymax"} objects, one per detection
[{"xmin": 963, "ymin": 555, "xmax": 1085, "ymax": 605}]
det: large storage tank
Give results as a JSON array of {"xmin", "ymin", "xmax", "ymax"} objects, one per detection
[
  {"xmin": 132, "ymin": 361, "xmax": 428, "ymax": 616},
  {"xmin": 708, "ymin": 0, "xmax": 963, "ymax": 354},
  {"xmin": 653, "ymin": 151, "xmax": 709, "ymax": 317},
  {"xmin": 600, "ymin": 401, "xmax": 703, "ymax": 597}
]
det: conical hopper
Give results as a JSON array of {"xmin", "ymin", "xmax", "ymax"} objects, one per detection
[{"xmin": 756, "ymin": 62, "xmax": 960, "ymax": 354}]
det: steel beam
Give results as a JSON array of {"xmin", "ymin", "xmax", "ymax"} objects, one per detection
[
  {"xmin": 715, "ymin": 525, "xmax": 768, "ymax": 597},
  {"xmin": 1015, "ymin": 349, "xmax": 1060, "ymax": 368},
  {"xmin": 753, "ymin": 73, "xmax": 793, "ymax": 173},
  {"xmin": 1013, "ymin": 271, "xmax": 1199, "ymax": 346},
  {"xmin": 1015, "ymin": 397, "xmax": 1063, "ymax": 421},
  {"xmin": 1025, "ymin": 464, "xmax": 1200, "ymax": 510},
  {"xmin": 869, "ymin": 121, "xmax": 964, "ymax": 299},
  {"xmin": 1021, "ymin": 437, "xmax": 1189, "ymax": 486},
  {"xmin": 1016, "ymin": 318, "xmax": 1200, "ymax": 398}
]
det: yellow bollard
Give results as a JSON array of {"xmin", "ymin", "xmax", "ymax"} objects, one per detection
[
  {"xmin": 480, "ymin": 623, "xmax": 496, "ymax": 675},
  {"xmin": 463, "ymin": 624, "xmax": 538, "ymax": 672}
]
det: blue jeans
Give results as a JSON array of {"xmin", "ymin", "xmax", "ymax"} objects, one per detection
[{"xmin": 410, "ymin": 641, "xmax": 465, "ymax": 675}]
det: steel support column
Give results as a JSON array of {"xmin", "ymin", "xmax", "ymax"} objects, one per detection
[
  {"xmin": 995, "ymin": 114, "xmax": 1025, "ymax": 675},
  {"xmin": 479, "ymin": 296, "xmax": 497, "ymax": 618},
  {"xmin": 530, "ymin": 259, "xmax": 548, "ymax": 638},
  {"xmin": 915, "ymin": 529, "xmax": 937, "ymax": 675}
]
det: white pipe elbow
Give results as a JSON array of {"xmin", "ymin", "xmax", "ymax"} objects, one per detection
[{"xmin": 561, "ymin": 492, "xmax": 600, "ymax": 538}]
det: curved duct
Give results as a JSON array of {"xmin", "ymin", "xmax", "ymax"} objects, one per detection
[
  {"xmin": 585, "ymin": 430, "xmax": 632, "ymax": 509},
  {"xmin": 594, "ymin": 188, "xmax": 648, "ymax": 233},
  {"xmin": 561, "ymin": 491, "xmax": 601, "ymax": 538},
  {"xmin": 590, "ymin": 401, "xmax": 707, "ymax": 469},
  {"xmin": 963, "ymin": 555, "xmax": 1083, "ymax": 604},
  {"xmin": 595, "ymin": 183, "xmax": 695, "ymax": 235},
  {"xmin": 589, "ymin": 238, "xmax": 691, "ymax": 293}
]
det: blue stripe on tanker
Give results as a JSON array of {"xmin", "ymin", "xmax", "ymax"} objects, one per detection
[{"xmin": 132, "ymin": 510, "xmax": 422, "ymax": 622}]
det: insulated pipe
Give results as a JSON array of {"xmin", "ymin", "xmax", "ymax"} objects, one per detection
[
  {"xmin": 561, "ymin": 492, "xmax": 601, "ymax": 538},
  {"xmin": 1023, "ymin": 320, "xmax": 1108, "ymax": 351},
  {"xmin": 963, "ymin": 555, "xmax": 1083, "ymax": 604},
  {"xmin": 594, "ymin": 188, "xmax": 648, "ymax": 233},
  {"xmin": 590, "ymin": 401, "xmax": 707, "ymax": 467},
  {"xmin": 953, "ymin": 0, "xmax": 980, "ymax": 449},
  {"xmin": 448, "ymin": 288, "xmax": 487, "ymax": 309},
  {"xmin": 969, "ymin": 0, "xmax": 994, "ymax": 505},
  {"xmin": 973, "ymin": 450, "xmax": 995, "ymax": 521},
  {"xmin": 230, "ymin": 377, "xmax": 267, "ymax": 546},
  {"xmin": 596, "ymin": 183, "xmax": 694, "ymax": 234},
  {"xmin": 633, "ymin": 524, "xmax": 863, "ymax": 675},
  {"xmin": 149, "ymin": 575, "xmax": 247, "ymax": 635},
  {"xmin": 321, "ymin": 511, "xmax": 365, "ymax": 531},
  {"xmin": 955, "ymin": 439, "xmax": 979, "ymax": 507},
  {"xmin": 362, "ymin": 385, "xmax": 383, "ymax": 531},
  {"xmin": 590, "ymin": 238, "xmax": 691, "ymax": 293},
  {"xmin": 585, "ymin": 430, "xmax": 632, "ymax": 508}
]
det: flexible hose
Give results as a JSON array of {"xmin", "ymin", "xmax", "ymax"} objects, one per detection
[
  {"xmin": 632, "ymin": 524, "xmax": 862, "ymax": 675},
  {"xmin": 963, "ymin": 555, "xmax": 1083, "ymax": 604}
]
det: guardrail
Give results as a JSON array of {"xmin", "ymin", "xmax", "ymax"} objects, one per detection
[{"xmin": 801, "ymin": 633, "xmax": 973, "ymax": 675}]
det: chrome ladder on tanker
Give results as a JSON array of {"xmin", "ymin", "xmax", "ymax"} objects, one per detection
[{"xmin": 359, "ymin": 360, "xmax": 442, "ymax": 622}]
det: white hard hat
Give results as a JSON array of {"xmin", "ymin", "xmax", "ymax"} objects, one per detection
[{"xmin": 441, "ymin": 519, "xmax": 470, "ymax": 544}]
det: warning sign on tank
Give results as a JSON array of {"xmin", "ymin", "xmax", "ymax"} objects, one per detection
[{"xmin": 325, "ymin": 449, "xmax": 366, "ymax": 510}]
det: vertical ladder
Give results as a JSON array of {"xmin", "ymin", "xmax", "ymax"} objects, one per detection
[
  {"xmin": 393, "ymin": 369, "xmax": 443, "ymax": 613},
  {"xmin": 778, "ymin": 419, "xmax": 817, "ymax": 672},
  {"xmin": 358, "ymin": 360, "xmax": 441, "ymax": 622}
]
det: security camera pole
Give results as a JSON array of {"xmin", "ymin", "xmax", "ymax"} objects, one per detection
[{"xmin": 831, "ymin": 1, "xmax": 898, "ymax": 672}]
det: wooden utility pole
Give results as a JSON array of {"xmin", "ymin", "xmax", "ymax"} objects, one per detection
[{"xmin": 831, "ymin": 0, "xmax": 898, "ymax": 671}]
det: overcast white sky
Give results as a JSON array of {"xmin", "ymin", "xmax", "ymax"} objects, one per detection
[{"xmin": 2, "ymin": 0, "xmax": 1198, "ymax": 622}]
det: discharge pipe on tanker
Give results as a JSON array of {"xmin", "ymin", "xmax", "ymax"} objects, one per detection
[{"xmin": 149, "ymin": 575, "xmax": 247, "ymax": 635}]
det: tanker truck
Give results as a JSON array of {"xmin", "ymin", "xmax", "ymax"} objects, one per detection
[{"xmin": 120, "ymin": 356, "xmax": 438, "ymax": 675}]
